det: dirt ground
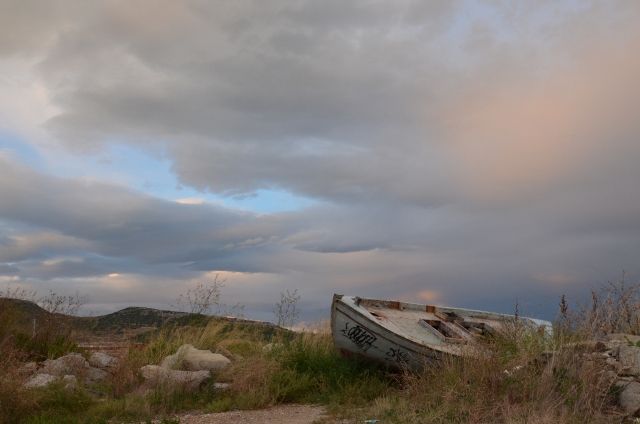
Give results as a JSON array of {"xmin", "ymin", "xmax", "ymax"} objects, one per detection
[{"xmin": 177, "ymin": 405, "xmax": 331, "ymax": 424}]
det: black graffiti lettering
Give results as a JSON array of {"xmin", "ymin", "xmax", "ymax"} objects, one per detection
[
  {"xmin": 340, "ymin": 322, "xmax": 377, "ymax": 351},
  {"xmin": 386, "ymin": 347, "xmax": 410, "ymax": 364}
]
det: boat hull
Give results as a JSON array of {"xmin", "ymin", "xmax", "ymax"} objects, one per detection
[
  {"xmin": 331, "ymin": 295, "xmax": 440, "ymax": 370},
  {"xmin": 331, "ymin": 294, "xmax": 551, "ymax": 371}
]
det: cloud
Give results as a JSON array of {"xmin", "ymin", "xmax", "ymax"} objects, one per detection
[
  {"xmin": 0, "ymin": 1, "xmax": 639, "ymax": 319},
  {"xmin": 0, "ymin": 263, "xmax": 19, "ymax": 276},
  {"xmin": 0, "ymin": 231, "xmax": 90, "ymax": 262},
  {"xmin": 0, "ymin": 157, "xmax": 267, "ymax": 262}
]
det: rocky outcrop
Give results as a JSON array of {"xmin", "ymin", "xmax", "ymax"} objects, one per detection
[
  {"xmin": 569, "ymin": 334, "xmax": 640, "ymax": 416},
  {"xmin": 40, "ymin": 353, "xmax": 88, "ymax": 377},
  {"xmin": 85, "ymin": 366, "xmax": 109, "ymax": 384},
  {"xmin": 140, "ymin": 365, "xmax": 210, "ymax": 391},
  {"xmin": 138, "ymin": 344, "xmax": 230, "ymax": 392},
  {"xmin": 23, "ymin": 372, "xmax": 79, "ymax": 390},
  {"xmin": 39, "ymin": 353, "xmax": 109, "ymax": 384},
  {"xmin": 24, "ymin": 373, "xmax": 58, "ymax": 388},
  {"xmin": 160, "ymin": 344, "xmax": 231, "ymax": 372},
  {"xmin": 23, "ymin": 352, "xmax": 111, "ymax": 389},
  {"xmin": 89, "ymin": 352, "xmax": 118, "ymax": 370},
  {"xmin": 619, "ymin": 381, "xmax": 640, "ymax": 415}
]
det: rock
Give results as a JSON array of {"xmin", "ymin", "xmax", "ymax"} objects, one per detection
[
  {"xmin": 263, "ymin": 343, "xmax": 283, "ymax": 353},
  {"xmin": 604, "ymin": 370, "xmax": 619, "ymax": 382},
  {"xmin": 619, "ymin": 381, "xmax": 640, "ymax": 415},
  {"xmin": 568, "ymin": 340, "xmax": 609, "ymax": 352},
  {"xmin": 605, "ymin": 357, "xmax": 621, "ymax": 372},
  {"xmin": 140, "ymin": 365, "xmax": 210, "ymax": 391},
  {"xmin": 18, "ymin": 361, "xmax": 38, "ymax": 376},
  {"xmin": 213, "ymin": 382, "xmax": 230, "ymax": 390},
  {"xmin": 24, "ymin": 373, "xmax": 57, "ymax": 388},
  {"xmin": 85, "ymin": 366, "xmax": 109, "ymax": 384},
  {"xmin": 161, "ymin": 344, "xmax": 230, "ymax": 372},
  {"xmin": 38, "ymin": 353, "xmax": 108, "ymax": 384},
  {"xmin": 62, "ymin": 375, "xmax": 77, "ymax": 390},
  {"xmin": 616, "ymin": 376, "xmax": 635, "ymax": 386},
  {"xmin": 607, "ymin": 333, "xmax": 640, "ymax": 346},
  {"xmin": 610, "ymin": 345, "xmax": 621, "ymax": 358},
  {"xmin": 618, "ymin": 345, "xmax": 640, "ymax": 376},
  {"xmin": 89, "ymin": 352, "xmax": 118, "ymax": 370},
  {"xmin": 41, "ymin": 353, "xmax": 89, "ymax": 377}
]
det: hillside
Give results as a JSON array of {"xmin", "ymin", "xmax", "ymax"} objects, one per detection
[
  {"xmin": 79, "ymin": 307, "xmax": 190, "ymax": 331},
  {"xmin": 0, "ymin": 298, "xmax": 184, "ymax": 331},
  {"xmin": 0, "ymin": 297, "xmax": 278, "ymax": 334}
]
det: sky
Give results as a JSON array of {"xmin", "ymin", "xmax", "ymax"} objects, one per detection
[{"xmin": 0, "ymin": 0, "xmax": 639, "ymax": 321}]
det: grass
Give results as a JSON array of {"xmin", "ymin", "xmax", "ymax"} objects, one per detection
[
  {"xmin": 0, "ymin": 311, "xmax": 392, "ymax": 423},
  {"xmin": 358, "ymin": 328, "xmax": 617, "ymax": 424},
  {"xmin": 209, "ymin": 332, "xmax": 391, "ymax": 412},
  {"xmin": 2, "ymin": 278, "xmax": 639, "ymax": 423}
]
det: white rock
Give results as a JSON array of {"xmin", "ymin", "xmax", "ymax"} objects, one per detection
[
  {"xmin": 620, "ymin": 381, "xmax": 640, "ymax": 415},
  {"xmin": 618, "ymin": 345, "xmax": 640, "ymax": 376},
  {"xmin": 161, "ymin": 344, "xmax": 230, "ymax": 372},
  {"xmin": 19, "ymin": 361, "xmax": 38, "ymax": 375},
  {"xmin": 38, "ymin": 353, "xmax": 109, "ymax": 384},
  {"xmin": 41, "ymin": 353, "xmax": 89, "ymax": 377},
  {"xmin": 140, "ymin": 365, "xmax": 210, "ymax": 391},
  {"xmin": 89, "ymin": 352, "xmax": 118, "ymax": 370},
  {"xmin": 85, "ymin": 366, "xmax": 109, "ymax": 384},
  {"xmin": 24, "ymin": 373, "xmax": 57, "ymax": 388},
  {"xmin": 62, "ymin": 375, "xmax": 78, "ymax": 390}
]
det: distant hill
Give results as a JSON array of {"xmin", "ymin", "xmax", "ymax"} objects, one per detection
[
  {"xmin": 0, "ymin": 297, "xmax": 278, "ymax": 334},
  {"xmin": 0, "ymin": 297, "xmax": 51, "ymax": 333},
  {"xmin": 81, "ymin": 307, "xmax": 190, "ymax": 331},
  {"xmin": 0, "ymin": 297, "xmax": 49, "ymax": 318}
]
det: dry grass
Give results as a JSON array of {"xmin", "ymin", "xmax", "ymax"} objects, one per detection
[
  {"xmin": 357, "ymin": 322, "xmax": 620, "ymax": 424},
  {"xmin": 2, "ymin": 278, "xmax": 639, "ymax": 423},
  {"xmin": 569, "ymin": 272, "xmax": 640, "ymax": 337}
]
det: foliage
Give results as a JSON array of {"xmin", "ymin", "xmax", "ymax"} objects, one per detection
[
  {"xmin": 556, "ymin": 271, "xmax": 640, "ymax": 338},
  {"xmin": 173, "ymin": 274, "xmax": 246, "ymax": 319},
  {"xmin": 273, "ymin": 289, "xmax": 301, "ymax": 327},
  {"xmin": 175, "ymin": 275, "xmax": 225, "ymax": 315}
]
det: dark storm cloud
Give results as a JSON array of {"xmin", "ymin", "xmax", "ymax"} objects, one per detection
[
  {"xmin": 27, "ymin": 0, "xmax": 459, "ymax": 203},
  {"xmin": 0, "ymin": 263, "xmax": 19, "ymax": 276},
  {"xmin": 0, "ymin": 157, "xmax": 291, "ymax": 271}
]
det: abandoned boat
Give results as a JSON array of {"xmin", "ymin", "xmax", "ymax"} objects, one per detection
[{"xmin": 331, "ymin": 294, "xmax": 552, "ymax": 370}]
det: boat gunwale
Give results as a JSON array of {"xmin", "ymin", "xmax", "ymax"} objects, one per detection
[
  {"xmin": 332, "ymin": 294, "xmax": 552, "ymax": 355},
  {"xmin": 353, "ymin": 295, "xmax": 544, "ymax": 323}
]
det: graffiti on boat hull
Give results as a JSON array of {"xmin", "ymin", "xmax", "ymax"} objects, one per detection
[
  {"xmin": 386, "ymin": 347, "xmax": 410, "ymax": 365},
  {"xmin": 341, "ymin": 322, "xmax": 377, "ymax": 352}
]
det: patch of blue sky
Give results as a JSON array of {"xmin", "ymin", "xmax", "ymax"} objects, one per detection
[
  {"xmin": 223, "ymin": 188, "xmax": 317, "ymax": 214},
  {"xmin": 87, "ymin": 144, "xmax": 317, "ymax": 214},
  {"xmin": 2, "ymin": 137, "xmax": 315, "ymax": 214},
  {"xmin": 0, "ymin": 130, "xmax": 45, "ymax": 169}
]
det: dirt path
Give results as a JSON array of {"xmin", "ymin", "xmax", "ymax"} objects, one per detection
[{"xmin": 177, "ymin": 405, "xmax": 329, "ymax": 424}]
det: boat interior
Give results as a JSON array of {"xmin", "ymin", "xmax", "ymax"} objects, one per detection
[{"xmin": 355, "ymin": 297, "xmax": 507, "ymax": 345}]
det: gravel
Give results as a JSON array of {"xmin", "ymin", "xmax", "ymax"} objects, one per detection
[{"xmin": 177, "ymin": 405, "xmax": 327, "ymax": 424}]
